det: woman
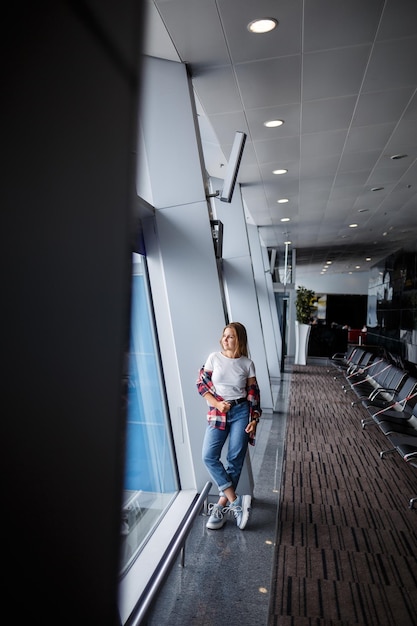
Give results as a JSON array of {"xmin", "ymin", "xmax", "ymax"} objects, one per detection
[{"xmin": 196, "ymin": 322, "xmax": 261, "ymax": 530}]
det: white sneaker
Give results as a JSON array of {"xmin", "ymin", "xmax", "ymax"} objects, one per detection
[
  {"xmin": 206, "ymin": 503, "xmax": 227, "ymax": 529},
  {"xmin": 226, "ymin": 495, "xmax": 251, "ymax": 530}
]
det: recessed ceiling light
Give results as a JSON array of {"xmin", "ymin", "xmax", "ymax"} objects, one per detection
[
  {"xmin": 326, "ymin": 261, "xmax": 332, "ymax": 265},
  {"xmin": 280, "ymin": 217, "xmax": 290, "ymax": 222},
  {"xmin": 247, "ymin": 18, "xmax": 278, "ymax": 33},
  {"xmin": 349, "ymin": 223, "xmax": 358, "ymax": 228},
  {"xmin": 277, "ymin": 198, "xmax": 289, "ymax": 203},
  {"xmin": 390, "ymin": 153, "xmax": 408, "ymax": 160},
  {"xmin": 264, "ymin": 119, "xmax": 284, "ymax": 128},
  {"xmin": 284, "ymin": 240, "xmax": 291, "ymax": 245},
  {"xmin": 366, "ymin": 257, "xmax": 371, "ymax": 261},
  {"xmin": 356, "ymin": 265, "xmax": 361, "ymax": 269},
  {"xmin": 273, "ymin": 168, "xmax": 288, "ymax": 175}
]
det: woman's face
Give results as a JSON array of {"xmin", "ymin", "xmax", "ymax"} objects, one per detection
[{"xmin": 221, "ymin": 327, "xmax": 237, "ymax": 353}]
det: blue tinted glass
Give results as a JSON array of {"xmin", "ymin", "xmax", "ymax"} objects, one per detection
[{"xmin": 120, "ymin": 255, "xmax": 178, "ymax": 575}]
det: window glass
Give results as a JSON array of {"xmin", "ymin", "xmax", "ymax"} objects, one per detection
[{"xmin": 119, "ymin": 253, "xmax": 179, "ymax": 576}]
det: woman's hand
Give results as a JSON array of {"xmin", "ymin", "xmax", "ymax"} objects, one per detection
[
  {"xmin": 218, "ymin": 400, "xmax": 231, "ymax": 413},
  {"xmin": 203, "ymin": 393, "xmax": 230, "ymax": 413},
  {"xmin": 245, "ymin": 419, "xmax": 257, "ymax": 434}
]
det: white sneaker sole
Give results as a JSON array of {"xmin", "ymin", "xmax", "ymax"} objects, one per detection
[
  {"xmin": 238, "ymin": 495, "xmax": 251, "ymax": 530},
  {"xmin": 206, "ymin": 517, "xmax": 227, "ymax": 530}
]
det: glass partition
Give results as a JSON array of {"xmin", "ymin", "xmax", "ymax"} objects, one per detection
[{"xmin": 119, "ymin": 253, "xmax": 179, "ymax": 576}]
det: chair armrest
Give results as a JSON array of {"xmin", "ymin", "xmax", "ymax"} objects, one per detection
[{"xmin": 368, "ymin": 387, "xmax": 397, "ymax": 401}]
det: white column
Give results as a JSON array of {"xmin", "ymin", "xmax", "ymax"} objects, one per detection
[
  {"xmin": 138, "ymin": 57, "xmax": 227, "ymax": 493},
  {"xmin": 212, "ymin": 182, "xmax": 274, "ymax": 410}
]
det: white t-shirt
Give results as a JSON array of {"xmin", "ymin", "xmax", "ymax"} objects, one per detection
[{"xmin": 204, "ymin": 351, "xmax": 256, "ymax": 400}]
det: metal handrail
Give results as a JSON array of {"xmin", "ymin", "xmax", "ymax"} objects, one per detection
[{"xmin": 124, "ymin": 481, "xmax": 212, "ymax": 626}]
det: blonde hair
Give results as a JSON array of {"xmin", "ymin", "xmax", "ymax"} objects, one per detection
[{"xmin": 220, "ymin": 322, "xmax": 249, "ymax": 358}]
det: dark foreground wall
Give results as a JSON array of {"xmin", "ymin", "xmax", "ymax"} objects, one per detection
[{"xmin": 2, "ymin": 3, "xmax": 144, "ymax": 624}]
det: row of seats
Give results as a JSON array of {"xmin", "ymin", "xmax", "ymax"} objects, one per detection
[{"xmin": 330, "ymin": 347, "xmax": 417, "ymax": 509}]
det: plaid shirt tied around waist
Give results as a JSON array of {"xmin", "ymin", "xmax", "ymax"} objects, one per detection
[{"xmin": 196, "ymin": 366, "xmax": 262, "ymax": 446}]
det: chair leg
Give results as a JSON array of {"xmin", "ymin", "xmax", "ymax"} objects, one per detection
[{"xmin": 380, "ymin": 448, "xmax": 396, "ymax": 459}]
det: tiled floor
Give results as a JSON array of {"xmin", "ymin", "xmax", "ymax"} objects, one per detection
[{"xmin": 145, "ymin": 371, "xmax": 292, "ymax": 625}]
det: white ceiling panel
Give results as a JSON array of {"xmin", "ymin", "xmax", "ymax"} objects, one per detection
[
  {"xmin": 154, "ymin": 0, "xmax": 229, "ymax": 65},
  {"xmin": 254, "ymin": 136, "xmax": 300, "ymax": 164},
  {"xmin": 344, "ymin": 124, "xmax": 396, "ymax": 153},
  {"xmin": 352, "ymin": 88, "xmax": 416, "ymax": 127},
  {"xmin": 362, "ymin": 37, "xmax": 417, "ymax": 92},
  {"xmin": 245, "ymin": 105, "xmax": 301, "ymax": 140},
  {"xmin": 206, "ymin": 111, "xmax": 249, "ymax": 147},
  {"xmin": 338, "ymin": 150, "xmax": 381, "ymax": 173},
  {"xmin": 301, "ymin": 130, "xmax": 347, "ymax": 158},
  {"xmin": 235, "ymin": 56, "xmax": 301, "ymax": 109},
  {"xmin": 303, "ymin": 0, "xmax": 384, "ymax": 52},
  {"xmin": 192, "ymin": 66, "xmax": 242, "ymax": 114},
  {"xmin": 302, "ymin": 46, "xmax": 371, "ymax": 102},
  {"xmin": 218, "ymin": 0, "xmax": 302, "ymax": 63},
  {"xmin": 301, "ymin": 96, "xmax": 357, "ymax": 134},
  {"xmin": 147, "ymin": 0, "xmax": 417, "ymax": 274},
  {"xmin": 377, "ymin": 0, "xmax": 417, "ymax": 39}
]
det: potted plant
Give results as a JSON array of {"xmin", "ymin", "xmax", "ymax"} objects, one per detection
[{"xmin": 294, "ymin": 286, "xmax": 316, "ymax": 365}]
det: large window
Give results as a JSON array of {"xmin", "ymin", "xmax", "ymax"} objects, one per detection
[{"xmin": 119, "ymin": 253, "xmax": 179, "ymax": 576}]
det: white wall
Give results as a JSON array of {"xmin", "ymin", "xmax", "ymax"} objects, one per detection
[
  {"xmin": 248, "ymin": 224, "xmax": 282, "ymax": 382},
  {"xmin": 137, "ymin": 56, "xmax": 227, "ymax": 492},
  {"xmin": 137, "ymin": 55, "xmax": 283, "ymax": 500},
  {"xmin": 295, "ymin": 268, "xmax": 369, "ymax": 295},
  {"xmin": 212, "ymin": 182, "xmax": 275, "ymax": 411}
]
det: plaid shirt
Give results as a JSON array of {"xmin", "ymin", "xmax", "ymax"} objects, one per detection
[{"xmin": 196, "ymin": 366, "xmax": 262, "ymax": 445}]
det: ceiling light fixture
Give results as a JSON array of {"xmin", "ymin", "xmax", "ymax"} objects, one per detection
[
  {"xmin": 349, "ymin": 223, "xmax": 358, "ymax": 228},
  {"xmin": 277, "ymin": 198, "xmax": 288, "ymax": 203},
  {"xmin": 264, "ymin": 119, "xmax": 284, "ymax": 128},
  {"xmin": 371, "ymin": 186, "xmax": 384, "ymax": 191},
  {"xmin": 390, "ymin": 153, "xmax": 408, "ymax": 160},
  {"xmin": 273, "ymin": 168, "xmax": 287, "ymax": 175},
  {"xmin": 247, "ymin": 18, "xmax": 278, "ymax": 34},
  {"xmin": 366, "ymin": 257, "xmax": 371, "ymax": 261},
  {"xmin": 280, "ymin": 217, "xmax": 290, "ymax": 222},
  {"xmin": 284, "ymin": 240, "xmax": 291, "ymax": 245},
  {"xmin": 326, "ymin": 261, "xmax": 332, "ymax": 265}
]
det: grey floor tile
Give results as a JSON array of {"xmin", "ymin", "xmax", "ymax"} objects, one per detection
[{"xmin": 145, "ymin": 373, "xmax": 291, "ymax": 626}]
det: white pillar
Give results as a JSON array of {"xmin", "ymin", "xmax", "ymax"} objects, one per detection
[{"xmin": 138, "ymin": 57, "xmax": 227, "ymax": 493}]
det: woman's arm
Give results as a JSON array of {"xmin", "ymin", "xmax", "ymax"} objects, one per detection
[
  {"xmin": 246, "ymin": 376, "xmax": 260, "ymax": 438},
  {"xmin": 246, "ymin": 375, "xmax": 262, "ymax": 423},
  {"xmin": 197, "ymin": 366, "xmax": 230, "ymax": 413},
  {"xmin": 202, "ymin": 391, "xmax": 231, "ymax": 414}
]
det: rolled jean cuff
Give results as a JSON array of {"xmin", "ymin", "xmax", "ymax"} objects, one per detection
[{"xmin": 218, "ymin": 480, "xmax": 232, "ymax": 493}]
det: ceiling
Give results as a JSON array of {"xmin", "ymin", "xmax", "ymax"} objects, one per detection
[{"xmin": 143, "ymin": 0, "xmax": 417, "ymax": 276}]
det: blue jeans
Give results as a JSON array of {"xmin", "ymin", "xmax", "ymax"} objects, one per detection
[{"xmin": 202, "ymin": 401, "xmax": 250, "ymax": 493}]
